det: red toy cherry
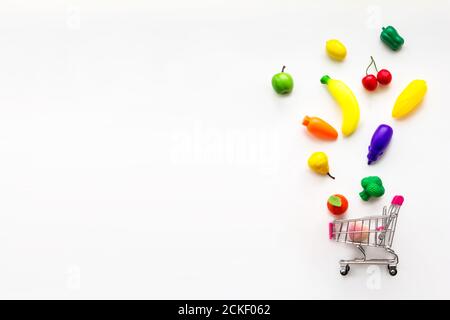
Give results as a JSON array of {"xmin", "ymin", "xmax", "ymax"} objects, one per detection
[
  {"xmin": 363, "ymin": 56, "xmax": 392, "ymax": 91},
  {"xmin": 377, "ymin": 69, "xmax": 392, "ymax": 85},
  {"xmin": 362, "ymin": 74, "xmax": 378, "ymax": 91}
]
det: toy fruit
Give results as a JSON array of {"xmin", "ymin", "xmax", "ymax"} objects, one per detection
[
  {"xmin": 327, "ymin": 194, "xmax": 348, "ymax": 216},
  {"xmin": 320, "ymin": 75, "xmax": 360, "ymax": 136},
  {"xmin": 362, "ymin": 56, "xmax": 392, "ymax": 90},
  {"xmin": 326, "ymin": 39, "xmax": 347, "ymax": 61},
  {"xmin": 308, "ymin": 152, "xmax": 335, "ymax": 179},
  {"xmin": 377, "ymin": 69, "xmax": 392, "ymax": 85},
  {"xmin": 348, "ymin": 222, "xmax": 369, "ymax": 242},
  {"xmin": 367, "ymin": 124, "xmax": 393, "ymax": 164},
  {"xmin": 302, "ymin": 116, "xmax": 338, "ymax": 140},
  {"xmin": 392, "ymin": 80, "xmax": 427, "ymax": 118},
  {"xmin": 362, "ymin": 74, "xmax": 378, "ymax": 91},
  {"xmin": 271, "ymin": 65, "xmax": 294, "ymax": 95},
  {"xmin": 359, "ymin": 176, "xmax": 385, "ymax": 201},
  {"xmin": 380, "ymin": 26, "xmax": 404, "ymax": 51}
]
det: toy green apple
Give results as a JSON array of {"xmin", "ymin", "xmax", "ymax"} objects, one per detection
[{"xmin": 272, "ymin": 66, "xmax": 294, "ymax": 94}]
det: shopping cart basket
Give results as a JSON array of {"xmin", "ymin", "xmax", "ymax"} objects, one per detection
[{"xmin": 329, "ymin": 195, "xmax": 404, "ymax": 276}]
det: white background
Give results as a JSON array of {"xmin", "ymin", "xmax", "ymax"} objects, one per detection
[{"xmin": 0, "ymin": 0, "xmax": 449, "ymax": 299}]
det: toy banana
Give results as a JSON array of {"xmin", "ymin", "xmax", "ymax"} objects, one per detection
[
  {"xmin": 392, "ymin": 80, "xmax": 427, "ymax": 118},
  {"xmin": 320, "ymin": 75, "xmax": 360, "ymax": 136}
]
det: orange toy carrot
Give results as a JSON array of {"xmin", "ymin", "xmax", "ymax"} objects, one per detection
[{"xmin": 302, "ymin": 116, "xmax": 338, "ymax": 140}]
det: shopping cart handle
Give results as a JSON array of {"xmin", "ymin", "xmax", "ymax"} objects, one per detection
[
  {"xmin": 391, "ymin": 195, "xmax": 404, "ymax": 206},
  {"xmin": 329, "ymin": 222, "xmax": 334, "ymax": 240}
]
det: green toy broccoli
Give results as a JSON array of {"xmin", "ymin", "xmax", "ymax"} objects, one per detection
[{"xmin": 359, "ymin": 176, "xmax": 385, "ymax": 201}]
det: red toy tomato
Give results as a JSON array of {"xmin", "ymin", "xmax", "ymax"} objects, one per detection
[{"xmin": 327, "ymin": 194, "xmax": 348, "ymax": 216}]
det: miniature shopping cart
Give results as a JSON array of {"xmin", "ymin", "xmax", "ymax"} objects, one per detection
[{"xmin": 329, "ymin": 195, "xmax": 404, "ymax": 276}]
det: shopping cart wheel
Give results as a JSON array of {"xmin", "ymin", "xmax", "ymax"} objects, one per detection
[
  {"xmin": 340, "ymin": 265, "xmax": 350, "ymax": 276},
  {"xmin": 388, "ymin": 266, "xmax": 397, "ymax": 276}
]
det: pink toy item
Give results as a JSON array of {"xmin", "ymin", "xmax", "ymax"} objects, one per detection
[
  {"xmin": 329, "ymin": 222, "xmax": 334, "ymax": 240},
  {"xmin": 391, "ymin": 195, "xmax": 404, "ymax": 206},
  {"xmin": 348, "ymin": 222, "xmax": 369, "ymax": 242}
]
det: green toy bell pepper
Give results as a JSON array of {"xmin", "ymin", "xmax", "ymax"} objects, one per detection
[{"xmin": 380, "ymin": 26, "xmax": 404, "ymax": 51}]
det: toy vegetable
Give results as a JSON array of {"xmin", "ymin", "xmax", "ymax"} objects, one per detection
[
  {"xmin": 308, "ymin": 152, "xmax": 335, "ymax": 179},
  {"xmin": 359, "ymin": 176, "xmax": 385, "ymax": 201},
  {"xmin": 302, "ymin": 116, "xmax": 338, "ymax": 140},
  {"xmin": 380, "ymin": 26, "xmax": 404, "ymax": 51},
  {"xmin": 367, "ymin": 124, "xmax": 393, "ymax": 164},
  {"xmin": 327, "ymin": 194, "xmax": 348, "ymax": 216},
  {"xmin": 392, "ymin": 80, "xmax": 427, "ymax": 118},
  {"xmin": 326, "ymin": 39, "xmax": 347, "ymax": 61},
  {"xmin": 320, "ymin": 75, "xmax": 360, "ymax": 137}
]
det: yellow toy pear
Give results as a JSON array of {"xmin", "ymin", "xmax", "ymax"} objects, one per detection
[{"xmin": 308, "ymin": 152, "xmax": 335, "ymax": 179}]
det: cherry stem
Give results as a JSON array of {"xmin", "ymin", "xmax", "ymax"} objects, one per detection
[
  {"xmin": 327, "ymin": 172, "xmax": 335, "ymax": 179},
  {"xmin": 365, "ymin": 56, "xmax": 378, "ymax": 75},
  {"xmin": 281, "ymin": 65, "xmax": 286, "ymax": 73}
]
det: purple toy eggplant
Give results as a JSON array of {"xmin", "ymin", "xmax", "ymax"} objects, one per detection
[{"xmin": 367, "ymin": 124, "xmax": 393, "ymax": 164}]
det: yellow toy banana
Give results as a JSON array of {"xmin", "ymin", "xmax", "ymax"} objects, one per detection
[
  {"xmin": 320, "ymin": 75, "xmax": 360, "ymax": 136},
  {"xmin": 392, "ymin": 80, "xmax": 427, "ymax": 118}
]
